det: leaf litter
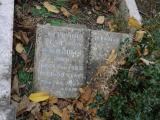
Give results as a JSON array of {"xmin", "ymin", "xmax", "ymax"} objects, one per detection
[{"xmin": 12, "ymin": 0, "xmax": 160, "ymax": 120}]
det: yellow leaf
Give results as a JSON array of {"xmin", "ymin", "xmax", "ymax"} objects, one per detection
[
  {"xmin": 16, "ymin": 43, "xmax": 25, "ymax": 54},
  {"xmin": 61, "ymin": 7, "xmax": 71, "ymax": 17},
  {"xmin": 51, "ymin": 105, "xmax": 62, "ymax": 117},
  {"xmin": 107, "ymin": 49, "xmax": 117, "ymax": 63},
  {"xmin": 128, "ymin": 17, "xmax": 142, "ymax": 29},
  {"xmin": 29, "ymin": 92, "xmax": 49, "ymax": 103},
  {"xmin": 43, "ymin": 1, "xmax": 59, "ymax": 13},
  {"xmin": 135, "ymin": 30, "xmax": 146, "ymax": 42},
  {"xmin": 96, "ymin": 16, "xmax": 105, "ymax": 24}
]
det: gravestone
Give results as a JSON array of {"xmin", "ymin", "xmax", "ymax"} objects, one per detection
[
  {"xmin": 35, "ymin": 25, "xmax": 131, "ymax": 98},
  {"xmin": 0, "ymin": 0, "xmax": 16, "ymax": 119},
  {"xmin": 89, "ymin": 30, "xmax": 130, "ymax": 77},
  {"xmin": 35, "ymin": 25, "xmax": 90, "ymax": 98}
]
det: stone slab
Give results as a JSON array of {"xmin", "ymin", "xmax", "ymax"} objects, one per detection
[
  {"xmin": 89, "ymin": 30, "xmax": 130, "ymax": 77},
  {"xmin": 0, "ymin": 105, "xmax": 16, "ymax": 120},
  {"xmin": 0, "ymin": 0, "xmax": 14, "ymax": 105},
  {"xmin": 35, "ymin": 25, "xmax": 90, "ymax": 98},
  {"xmin": 119, "ymin": 0, "xmax": 142, "ymax": 32}
]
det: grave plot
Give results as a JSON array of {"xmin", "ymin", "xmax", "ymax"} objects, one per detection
[{"xmin": 10, "ymin": 0, "xmax": 160, "ymax": 120}]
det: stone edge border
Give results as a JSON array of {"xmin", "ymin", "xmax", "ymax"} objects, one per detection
[{"xmin": 119, "ymin": 0, "xmax": 142, "ymax": 28}]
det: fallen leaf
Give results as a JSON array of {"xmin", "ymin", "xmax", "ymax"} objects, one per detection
[
  {"xmin": 128, "ymin": 17, "xmax": 142, "ymax": 29},
  {"xmin": 143, "ymin": 47, "xmax": 149, "ymax": 56},
  {"xmin": 62, "ymin": 108, "xmax": 70, "ymax": 120},
  {"xmin": 57, "ymin": 99, "xmax": 71, "ymax": 109},
  {"xmin": 20, "ymin": 52, "xmax": 29, "ymax": 63},
  {"xmin": 135, "ymin": 30, "xmax": 146, "ymax": 42},
  {"xmin": 20, "ymin": 31, "xmax": 29, "ymax": 44},
  {"xmin": 42, "ymin": 111, "xmax": 53, "ymax": 120},
  {"xmin": 66, "ymin": 105, "xmax": 74, "ymax": 113},
  {"xmin": 29, "ymin": 92, "xmax": 49, "ymax": 103},
  {"xmin": 11, "ymin": 94, "xmax": 21, "ymax": 102},
  {"xmin": 43, "ymin": 1, "xmax": 59, "ymax": 13},
  {"xmin": 140, "ymin": 58, "xmax": 155, "ymax": 65},
  {"xmin": 106, "ymin": 20, "xmax": 117, "ymax": 32},
  {"xmin": 30, "ymin": 103, "xmax": 41, "ymax": 119},
  {"xmin": 107, "ymin": 49, "xmax": 117, "ymax": 63},
  {"xmin": 61, "ymin": 7, "xmax": 71, "ymax": 17},
  {"xmin": 35, "ymin": 5, "xmax": 41, "ymax": 10},
  {"xmin": 51, "ymin": 105, "xmax": 62, "ymax": 117},
  {"xmin": 15, "ymin": 43, "xmax": 25, "ymax": 54},
  {"xmin": 76, "ymin": 101, "xmax": 84, "ymax": 110},
  {"xmin": 48, "ymin": 96, "xmax": 58, "ymax": 105},
  {"xmin": 16, "ymin": 96, "xmax": 30, "ymax": 116},
  {"xmin": 80, "ymin": 86, "xmax": 92, "ymax": 103},
  {"xmin": 97, "ymin": 16, "xmax": 105, "ymax": 24},
  {"xmin": 12, "ymin": 75, "xmax": 19, "ymax": 95},
  {"xmin": 88, "ymin": 108, "xmax": 97, "ymax": 116},
  {"xmin": 70, "ymin": 4, "xmax": 79, "ymax": 15},
  {"xmin": 108, "ymin": 1, "xmax": 117, "ymax": 14}
]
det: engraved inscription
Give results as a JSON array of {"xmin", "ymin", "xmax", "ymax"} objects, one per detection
[{"xmin": 35, "ymin": 25, "xmax": 89, "ymax": 98}]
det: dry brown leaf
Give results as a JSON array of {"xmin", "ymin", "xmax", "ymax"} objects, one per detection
[
  {"xmin": 24, "ymin": 67, "xmax": 33, "ymax": 73},
  {"xmin": 140, "ymin": 58, "xmax": 155, "ymax": 65},
  {"xmin": 80, "ymin": 86, "xmax": 92, "ymax": 103},
  {"xmin": 16, "ymin": 96, "xmax": 30, "ymax": 116},
  {"xmin": 66, "ymin": 105, "xmax": 74, "ymax": 113},
  {"xmin": 51, "ymin": 105, "xmax": 62, "ymax": 117},
  {"xmin": 96, "ymin": 16, "xmax": 105, "ymax": 24},
  {"xmin": 128, "ymin": 17, "xmax": 142, "ymax": 29},
  {"xmin": 70, "ymin": 4, "xmax": 79, "ymax": 15},
  {"xmin": 135, "ymin": 30, "xmax": 146, "ymax": 42},
  {"xmin": 62, "ymin": 108, "xmax": 70, "ymax": 120},
  {"xmin": 143, "ymin": 48, "xmax": 149, "ymax": 56},
  {"xmin": 12, "ymin": 75, "xmax": 19, "ymax": 95},
  {"xmin": 108, "ymin": 1, "xmax": 117, "ymax": 14},
  {"xmin": 29, "ymin": 92, "xmax": 49, "ymax": 103},
  {"xmin": 20, "ymin": 52, "xmax": 29, "ymax": 63},
  {"xmin": 31, "ymin": 103, "xmax": 41, "ymax": 120},
  {"xmin": 48, "ymin": 96, "xmax": 58, "ymax": 105},
  {"xmin": 57, "ymin": 99, "xmax": 71, "ymax": 109},
  {"xmin": 88, "ymin": 108, "xmax": 97, "ymax": 116},
  {"xmin": 107, "ymin": 49, "xmax": 117, "ymax": 63},
  {"xmin": 15, "ymin": 43, "xmax": 25, "ymax": 54},
  {"xmin": 74, "ymin": 100, "xmax": 84, "ymax": 109},
  {"xmin": 61, "ymin": 7, "xmax": 71, "ymax": 17},
  {"xmin": 20, "ymin": 31, "xmax": 29, "ymax": 44},
  {"xmin": 43, "ymin": 1, "xmax": 59, "ymax": 13},
  {"xmin": 12, "ymin": 94, "xmax": 21, "ymax": 102},
  {"xmin": 42, "ymin": 111, "xmax": 53, "ymax": 120}
]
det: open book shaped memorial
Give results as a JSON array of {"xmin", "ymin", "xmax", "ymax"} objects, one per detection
[{"xmin": 35, "ymin": 25, "xmax": 130, "ymax": 98}]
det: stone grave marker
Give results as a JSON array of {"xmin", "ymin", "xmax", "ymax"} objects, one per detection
[
  {"xmin": 89, "ymin": 30, "xmax": 130, "ymax": 77},
  {"xmin": 35, "ymin": 25, "xmax": 90, "ymax": 98},
  {"xmin": 0, "ymin": 0, "xmax": 16, "ymax": 119}
]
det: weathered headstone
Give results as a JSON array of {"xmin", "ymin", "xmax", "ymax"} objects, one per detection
[
  {"xmin": 35, "ymin": 25, "xmax": 90, "ymax": 98},
  {"xmin": 0, "ymin": 0, "xmax": 16, "ymax": 119},
  {"xmin": 0, "ymin": 0, "xmax": 14, "ymax": 104},
  {"xmin": 35, "ymin": 25, "xmax": 131, "ymax": 98},
  {"xmin": 89, "ymin": 30, "xmax": 130, "ymax": 77}
]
